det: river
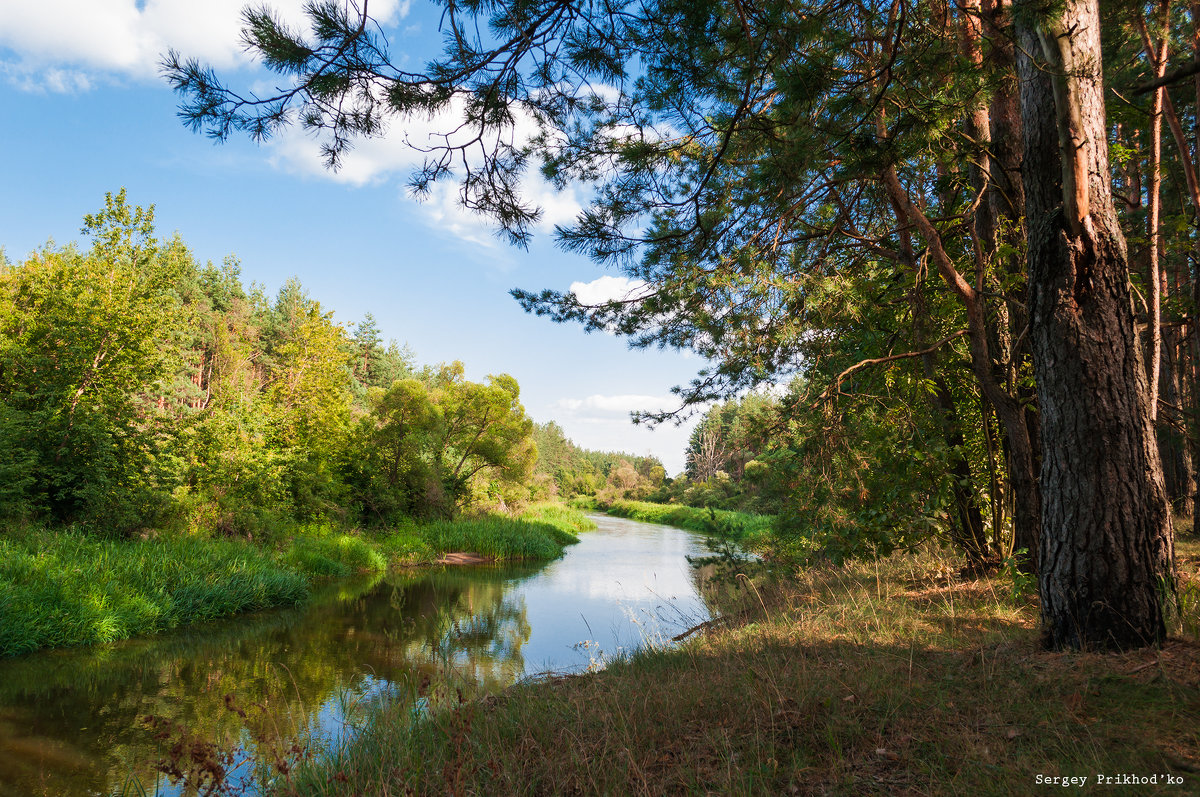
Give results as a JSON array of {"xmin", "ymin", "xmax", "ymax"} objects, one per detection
[{"xmin": 0, "ymin": 513, "xmax": 720, "ymax": 796}]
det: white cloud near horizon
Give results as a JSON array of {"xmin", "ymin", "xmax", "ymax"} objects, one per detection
[{"xmin": 554, "ymin": 393, "xmax": 678, "ymax": 416}]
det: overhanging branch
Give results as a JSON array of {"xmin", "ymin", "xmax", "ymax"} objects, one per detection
[{"xmin": 806, "ymin": 329, "xmax": 969, "ymax": 410}]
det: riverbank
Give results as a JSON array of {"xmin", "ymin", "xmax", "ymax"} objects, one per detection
[
  {"xmin": 0, "ymin": 502, "xmax": 593, "ymax": 657},
  {"xmin": 282, "ymin": 543, "xmax": 1200, "ymax": 795},
  {"xmin": 577, "ymin": 497, "xmax": 773, "ymax": 548}
]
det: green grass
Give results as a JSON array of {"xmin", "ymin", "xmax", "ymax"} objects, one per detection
[
  {"xmin": 598, "ymin": 498, "xmax": 773, "ymax": 548},
  {"xmin": 283, "ymin": 530, "xmax": 388, "ymax": 577},
  {"xmin": 0, "ymin": 529, "xmax": 311, "ymax": 657},
  {"xmin": 374, "ymin": 502, "xmax": 592, "ymax": 565},
  {"xmin": 518, "ymin": 501, "xmax": 598, "ymax": 536},
  {"xmin": 278, "ymin": 549, "xmax": 1200, "ymax": 796},
  {"xmin": 0, "ymin": 503, "xmax": 593, "ymax": 657},
  {"xmin": 414, "ymin": 513, "xmax": 581, "ymax": 562}
]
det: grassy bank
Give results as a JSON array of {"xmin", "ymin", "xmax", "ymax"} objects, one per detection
[
  {"xmin": 282, "ymin": 548, "xmax": 1200, "ymax": 796},
  {"xmin": 405, "ymin": 502, "xmax": 592, "ymax": 563},
  {"xmin": 0, "ymin": 529, "xmax": 315, "ymax": 657},
  {"xmin": 581, "ymin": 497, "xmax": 773, "ymax": 549},
  {"xmin": 0, "ymin": 503, "xmax": 592, "ymax": 657}
]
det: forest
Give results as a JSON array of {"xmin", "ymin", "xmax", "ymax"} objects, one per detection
[
  {"xmin": 4, "ymin": 0, "xmax": 1200, "ymax": 792},
  {"xmin": 0, "ymin": 191, "xmax": 667, "ymax": 536},
  {"xmin": 0, "ymin": 191, "xmax": 674, "ymax": 656}
]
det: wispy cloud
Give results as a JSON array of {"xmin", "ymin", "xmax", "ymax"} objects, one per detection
[
  {"xmin": 554, "ymin": 393, "xmax": 678, "ymax": 417},
  {"xmin": 1, "ymin": 0, "xmax": 584, "ymax": 260},
  {"xmin": 546, "ymin": 391, "xmax": 698, "ymax": 475}
]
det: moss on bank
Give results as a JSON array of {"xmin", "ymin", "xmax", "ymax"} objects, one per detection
[
  {"xmin": 0, "ymin": 502, "xmax": 592, "ymax": 657},
  {"xmin": 281, "ymin": 549, "xmax": 1200, "ymax": 796}
]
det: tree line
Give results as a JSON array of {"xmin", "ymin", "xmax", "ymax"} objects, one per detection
[
  {"xmin": 531, "ymin": 420, "xmax": 665, "ymax": 500},
  {"xmin": 0, "ymin": 191, "xmax": 543, "ymax": 535}
]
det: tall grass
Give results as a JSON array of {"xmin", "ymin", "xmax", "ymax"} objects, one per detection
[
  {"xmin": 0, "ymin": 522, "xmax": 398, "ymax": 657},
  {"xmin": 283, "ymin": 530, "xmax": 387, "ymax": 577},
  {"xmin": 0, "ymin": 503, "xmax": 592, "ymax": 657},
  {"xmin": 416, "ymin": 515, "xmax": 580, "ymax": 561},
  {"xmin": 0, "ymin": 531, "xmax": 310, "ymax": 657},
  {"xmin": 518, "ymin": 501, "xmax": 597, "ymax": 536},
  {"xmin": 281, "ymin": 549, "xmax": 1200, "ymax": 795}
]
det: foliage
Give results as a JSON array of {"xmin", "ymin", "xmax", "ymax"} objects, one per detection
[
  {"xmin": 0, "ymin": 190, "xmax": 181, "ymax": 529},
  {"xmin": 530, "ymin": 421, "xmax": 665, "ymax": 499},
  {"xmin": 350, "ymin": 363, "xmax": 540, "ymax": 521}
]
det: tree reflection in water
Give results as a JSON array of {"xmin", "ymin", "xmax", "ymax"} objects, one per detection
[
  {"xmin": 0, "ymin": 563, "xmax": 540, "ymax": 797},
  {"xmin": 0, "ymin": 518, "xmax": 720, "ymax": 797}
]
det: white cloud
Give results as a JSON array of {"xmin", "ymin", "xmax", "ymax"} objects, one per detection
[
  {"xmin": 569, "ymin": 275, "xmax": 651, "ymax": 306},
  {"xmin": 0, "ymin": 0, "xmax": 410, "ymax": 89},
  {"xmin": 264, "ymin": 95, "xmax": 584, "ymax": 251},
  {"xmin": 545, "ymin": 392, "xmax": 699, "ymax": 475},
  {"xmin": 1, "ymin": 0, "xmax": 583, "ymax": 255},
  {"xmin": 554, "ymin": 393, "xmax": 678, "ymax": 416}
]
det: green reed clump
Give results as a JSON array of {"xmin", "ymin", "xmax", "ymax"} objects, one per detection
[
  {"xmin": 417, "ymin": 515, "xmax": 580, "ymax": 561},
  {"xmin": 283, "ymin": 530, "xmax": 387, "ymax": 577},
  {"xmin": 0, "ymin": 529, "xmax": 310, "ymax": 657},
  {"xmin": 377, "ymin": 528, "xmax": 438, "ymax": 566}
]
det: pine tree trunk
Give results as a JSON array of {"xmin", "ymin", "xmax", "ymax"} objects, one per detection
[
  {"xmin": 982, "ymin": 0, "xmax": 1043, "ymax": 570},
  {"xmin": 1016, "ymin": 0, "xmax": 1174, "ymax": 650}
]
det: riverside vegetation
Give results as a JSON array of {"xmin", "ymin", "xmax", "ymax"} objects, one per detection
[
  {"xmin": 0, "ymin": 503, "xmax": 595, "ymax": 657},
  {"xmin": 0, "ymin": 194, "xmax": 619, "ymax": 658},
  {"xmin": 128, "ymin": 526, "xmax": 1200, "ymax": 796}
]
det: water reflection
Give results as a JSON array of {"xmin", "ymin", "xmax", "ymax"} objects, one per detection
[{"xmin": 0, "ymin": 514, "xmax": 715, "ymax": 796}]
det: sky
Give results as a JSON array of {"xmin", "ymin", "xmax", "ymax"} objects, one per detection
[{"xmin": 0, "ymin": 0, "xmax": 708, "ymax": 475}]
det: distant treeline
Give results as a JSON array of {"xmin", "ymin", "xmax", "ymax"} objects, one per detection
[{"xmin": 531, "ymin": 421, "xmax": 665, "ymax": 502}]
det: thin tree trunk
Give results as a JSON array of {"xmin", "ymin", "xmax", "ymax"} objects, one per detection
[
  {"xmin": 983, "ymin": 0, "xmax": 1041, "ymax": 569},
  {"xmin": 1138, "ymin": 6, "xmax": 1170, "ymax": 421}
]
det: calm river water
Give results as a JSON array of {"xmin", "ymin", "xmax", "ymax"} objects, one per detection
[{"xmin": 0, "ymin": 514, "xmax": 718, "ymax": 796}]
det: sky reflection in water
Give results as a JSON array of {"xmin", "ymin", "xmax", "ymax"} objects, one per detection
[{"xmin": 0, "ymin": 513, "xmax": 716, "ymax": 796}]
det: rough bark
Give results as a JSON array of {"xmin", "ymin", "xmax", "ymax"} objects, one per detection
[{"xmin": 1016, "ymin": 0, "xmax": 1174, "ymax": 650}]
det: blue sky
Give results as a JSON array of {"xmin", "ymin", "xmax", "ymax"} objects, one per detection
[{"xmin": 0, "ymin": 0, "xmax": 707, "ymax": 475}]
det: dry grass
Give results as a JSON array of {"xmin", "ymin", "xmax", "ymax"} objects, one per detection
[{"xmin": 278, "ymin": 544, "xmax": 1200, "ymax": 796}]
